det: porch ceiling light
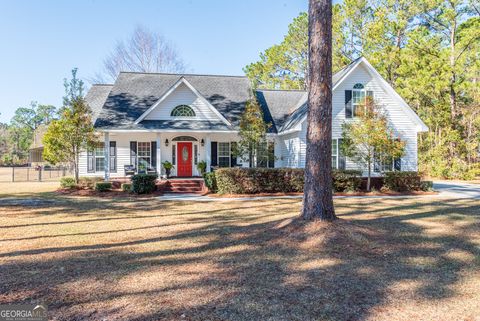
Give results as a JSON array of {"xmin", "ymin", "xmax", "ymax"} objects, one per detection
[
  {"xmin": 201, "ymin": 139, "xmax": 205, "ymax": 146},
  {"xmin": 165, "ymin": 139, "xmax": 169, "ymax": 147}
]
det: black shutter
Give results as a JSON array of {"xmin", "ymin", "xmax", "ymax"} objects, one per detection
[
  {"xmin": 87, "ymin": 149, "xmax": 95, "ymax": 173},
  {"xmin": 338, "ymin": 139, "xmax": 346, "ymax": 170},
  {"xmin": 230, "ymin": 142, "xmax": 237, "ymax": 167},
  {"xmin": 130, "ymin": 141, "xmax": 137, "ymax": 167},
  {"xmin": 373, "ymin": 151, "xmax": 380, "ymax": 173},
  {"xmin": 345, "ymin": 90, "xmax": 352, "ymax": 118},
  {"xmin": 151, "ymin": 141, "xmax": 157, "ymax": 169},
  {"xmin": 268, "ymin": 142, "xmax": 275, "ymax": 168},
  {"xmin": 394, "ymin": 157, "xmax": 401, "ymax": 171},
  {"xmin": 211, "ymin": 142, "xmax": 218, "ymax": 167},
  {"xmin": 109, "ymin": 141, "xmax": 116, "ymax": 173}
]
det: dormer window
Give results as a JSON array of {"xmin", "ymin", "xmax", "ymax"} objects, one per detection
[
  {"xmin": 171, "ymin": 105, "xmax": 196, "ymax": 117},
  {"xmin": 345, "ymin": 84, "xmax": 373, "ymax": 118}
]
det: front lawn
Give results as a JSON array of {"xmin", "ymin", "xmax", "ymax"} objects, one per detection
[{"xmin": 1, "ymin": 195, "xmax": 479, "ymax": 320}]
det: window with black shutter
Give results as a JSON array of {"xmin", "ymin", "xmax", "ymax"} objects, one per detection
[
  {"xmin": 230, "ymin": 142, "xmax": 237, "ymax": 167},
  {"xmin": 338, "ymin": 139, "xmax": 346, "ymax": 170},
  {"xmin": 345, "ymin": 90, "xmax": 353, "ymax": 118},
  {"xmin": 394, "ymin": 157, "xmax": 401, "ymax": 171},
  {"xmin": 211, "ymin": 142, "xmax": 218, "ymax": 167},
  {"xmin": 268, "ymin": 141, "xmax": 275, "ymax": 168},
  {"xmin": 130, "ymin": 141, "xmax": 137, "ymax": 167},
  {"xmin": 151, "ymin": 141, "xmax": 157, "ymax": 169},
  {"xmin": 109, "ymin": 141, "xmax": 116, "ymax": 172}
]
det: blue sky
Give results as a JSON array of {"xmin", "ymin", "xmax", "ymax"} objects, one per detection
[{"xmin": 0, "ymin": 0, "xmax": 309, "ymax": 123}]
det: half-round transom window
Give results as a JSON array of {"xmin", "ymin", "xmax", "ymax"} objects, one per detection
[
  {"xmin": 171, "ymin": 105, "xmax": 196, "ymax": 117},
  {"xmin": 353, "ymin": 83, "xmax": 364, "ymax": 89}
]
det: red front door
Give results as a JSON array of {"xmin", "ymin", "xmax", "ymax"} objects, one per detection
[{"xmin": 177, "ymin": 142, "xmax": 192, "ymax": 177}]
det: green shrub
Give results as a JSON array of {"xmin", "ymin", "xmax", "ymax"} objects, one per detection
[
  {"xmin": 420, "ymin": 180, "xmax": 434, "ymax": 191},
  {"xmin": 131, "ymin": 174, "xmax": 158, "ymax": 194},
  {"xmin": 332, "ymin": 170, "xmax": 362, "ymax": 192},
  {"xmin": 203, "ymin": 172, "xmax": 217, "ymax": 193},
  {"xmin": 60, "ymin": 177, "xmax": 76, "ymax": 189},
  {"xmin": 78, "ymin": 177, "xmax": 104, "ymax": 189},
  {"xmin": 197, "ymin": 160, "xmax": 207, "ymax": 175},
  {"xmin": 384, "ymin": 171, "xmax": 423, "ymax": 192},
  {"xmin": 95, "ymin": 182, "xmax": 112, "ymax": 192},
  {"xmin": 121, "ymin": 183, "xmax": 132, "ymax": 192},
  {"xmin": 214, "ymin": 168, "xmax": 304, "ymax": 194}
]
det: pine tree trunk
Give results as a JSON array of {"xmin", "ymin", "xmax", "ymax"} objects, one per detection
[{"xmin": 302, "ymin": 0, "xmax": 336, "ymax": 221}]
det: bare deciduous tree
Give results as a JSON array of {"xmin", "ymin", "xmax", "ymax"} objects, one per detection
[
  {"xmin": 302, "ymin": 0, "xmax": 336, "ymax": 221},
  {"xmin": 91, "ymin": 26, "xmax": 186, "ymax": 83}
]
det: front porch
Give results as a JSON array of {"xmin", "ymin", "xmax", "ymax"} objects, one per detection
[{"xmin": 81, "ymin": 131, "xmax": 246, "ymax": 180}]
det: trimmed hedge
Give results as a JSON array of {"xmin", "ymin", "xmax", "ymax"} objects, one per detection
[
  {"xmin": 121, "ymin": 183, "xmax": 132, "ymax": 192},
  {"xmin": 95, "ymin": 182, "xmax": 112, "ymax": 192},
  {"xmin": 213, "ymin": 168, "xmax": 366, "ymax": 194},
  {"xmin": 332, "ymin": 170, "xmax": 361, "ymax": 192},
  {"xmin": 60, "ymin": 177, "xmax": 76, "ymax": 189},
  {"xmin": 203, "ymin": 172, "xmax": 217, "ymax": 193},
  {"xmin": 214, "ymin": 168, "xmax": 304, "ymax": 194},
  {"xmin": 384, "ymin": 171, "xmax": 424, "ymax": 192},
  {"xmin": 209, "ymin": 168, "xmax": 429, "ymax": 194},
  {"xmin": 131, "ymin": 174, "xmax": 158, "ymax": 194}
]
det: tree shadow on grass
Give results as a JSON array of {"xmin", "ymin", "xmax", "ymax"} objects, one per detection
[{"xmin": 1, "ymin": 198, "xmax": 479, "ymax": 320}]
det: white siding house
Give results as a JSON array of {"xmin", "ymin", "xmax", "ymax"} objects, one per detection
[{"xmin": 80, "ymin": 58, "xmax": 427, "ymax": 179}]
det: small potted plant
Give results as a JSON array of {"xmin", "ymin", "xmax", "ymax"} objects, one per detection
[
  {"xmin": 162, "ymin": 161, "xmax": 174, "ymax": 178},
  {"xmin": 197, "ymin": 160, "xmax": 207, "ymax": 175}
]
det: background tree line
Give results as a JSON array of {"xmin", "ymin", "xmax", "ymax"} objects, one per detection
[
  {"xmin": 245, "ymin": 0, "xmax": 480, "ymax": 179},
  {"xmin": 0, "ymin": 104, "xmax": 58, "ymax": 165}
]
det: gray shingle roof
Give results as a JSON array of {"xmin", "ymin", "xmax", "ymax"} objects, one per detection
[
  {"xmin": 94, "ymin": 72, "xmax": 250, "ymax": 130},
  {"xmin": 91, "ymin": 59, "xmax": 360, "ymax": 133},
  {"xmin": 255, "ymin": 90, "xmax": 306, "ymax": 133},
  {"xmin": 84, "ymin": 84, "xmax": 113, "ymax": 122}
]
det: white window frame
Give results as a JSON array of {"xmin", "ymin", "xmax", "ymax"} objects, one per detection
[
  {"xmin": 332, "ymin": 139, "xmax": 339, "ymax": 169},
  {"xmin": 95, "ymin": 142, "xmax": 105, "ymax": 172},
  {"xmin": 218, "ymin": 142, "xmax": 231, "ymax": 168},
  {"xmin": 137, "ymin": 142, "xmax": 151, "ymax": 170},
  {"xmin": 352, "ymin": 84, "xmax": 366, "ymax": 118}
]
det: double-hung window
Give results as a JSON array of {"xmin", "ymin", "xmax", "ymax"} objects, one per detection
[
  {"xmin": 137, "ymin": 142, "xmax": 151, "ymax": 171},
  {"xmin": 352, "ymin": 83, "xmax": 366, "ymax": 117},
  {"xmin": 95, "ymin": 143, "xmax": 105, "ymax": 172},
  {"xmin": 218, "ymin": 142, "xmax": 230, "ymax": 167},
  {"xmin": 331, "ymin": 139, "xmax": 346, "ymax": 170},
  {"xmin": 332, "ymin": 139, "xmax": 338, "ymax": 169}
]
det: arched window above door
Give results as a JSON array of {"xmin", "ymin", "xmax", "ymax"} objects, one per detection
[{"xmin": 172, "ymin": 136, "xmax": 198, "ymax": 142}]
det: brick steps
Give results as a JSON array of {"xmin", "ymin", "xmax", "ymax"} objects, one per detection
[{"xmin": 162, "ymin": 179, "xmax": 204, "ymax": 194}]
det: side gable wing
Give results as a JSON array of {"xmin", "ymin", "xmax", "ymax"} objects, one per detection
[{"xmin": 278, "ymin": 57, "xmax": 428, "ymax": 134}]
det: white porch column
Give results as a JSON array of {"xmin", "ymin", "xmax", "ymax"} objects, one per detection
[
  {"xmin": 104, "ymin": 132, "xmax": 110, "ymax": 181},
  {"xmin": 156, "ymin": 133, "xmax": 162, "ymax": 176},
  {"xmin": 205, "ymin": 135, "xmax": 211, "ymax": 172}
]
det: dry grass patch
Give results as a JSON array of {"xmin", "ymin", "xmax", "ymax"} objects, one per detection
[{"xmin": 0, "ymin": 196, "xmax": 479, "ymax": 320}]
